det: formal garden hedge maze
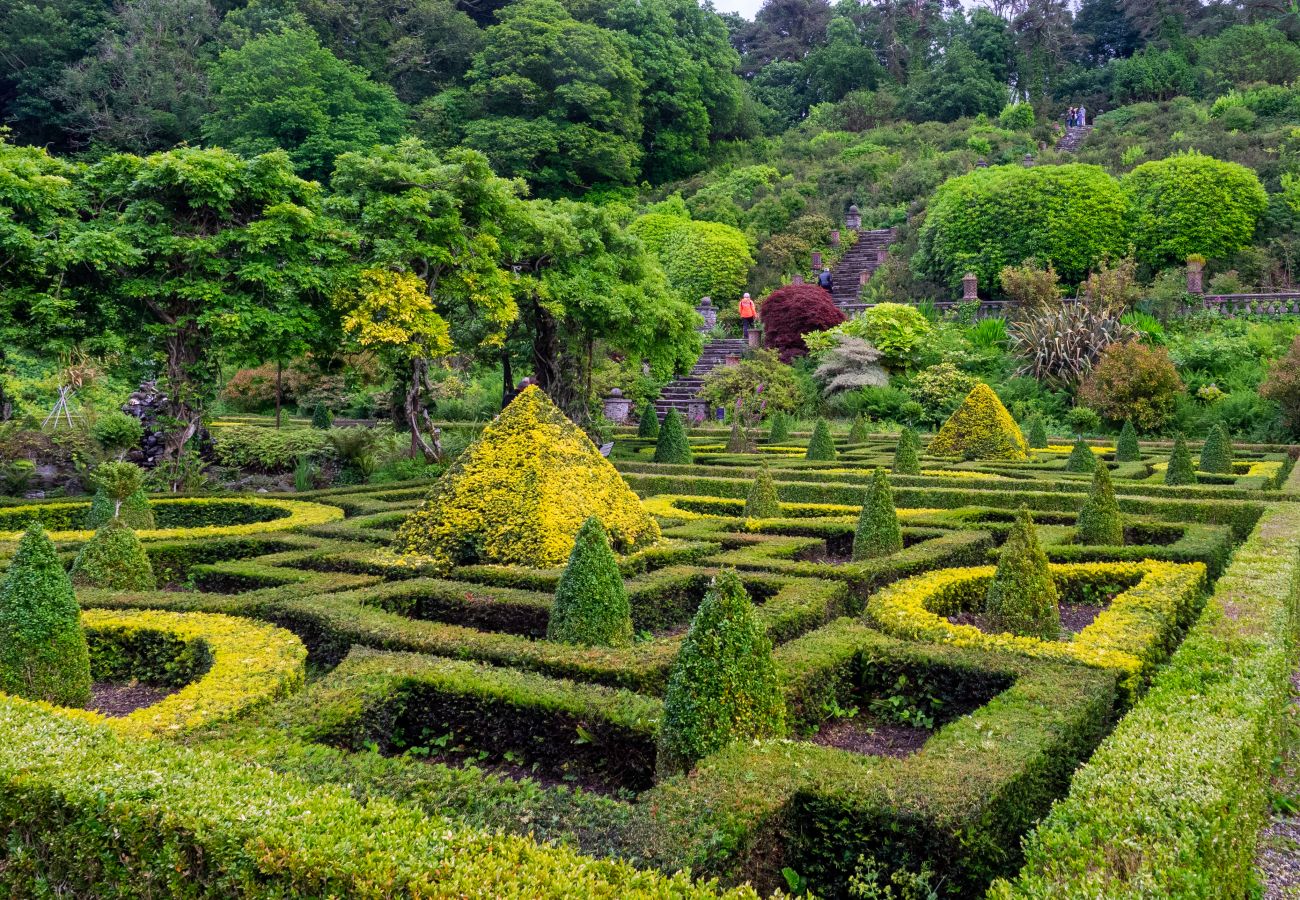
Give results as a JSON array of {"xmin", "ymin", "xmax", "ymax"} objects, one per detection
[{"xmin": 2, "ymin": 387, "xmax": 1300, "ymax": 898}]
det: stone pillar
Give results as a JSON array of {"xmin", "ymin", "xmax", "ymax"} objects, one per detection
[
  {"xmin": 792, "ymin": 274, "xmax": 804, "ymax": 285},
  {"xmin": 859, "ymin": 270, "xmax": 870, "ymax": 287},
  {"xmin": 687, "ymin": 401, "xmax": 707, "ymax": 424},
  {"xmin": 976, "ymin": 158, "xmax": 988, "ymax": 168},
  {"xmin": 1038, "ymin": 141, "xmax": 1047, "ymax": 152},
  {"xmin": 1022, "ymin": 153, "xmax": 1034, "ymax": 167},
  {"xmin": 696, "ymin": 296, "xmax": 716, "ymax": 331},
  {"xmin": 811, "ymin": 250, "xmax": 822, "ymax": 270},
  {"xmin": 874, "ymin": 248, "xmax": 888, "ymax": 266},
  {"xmin": 845, "ymin": 204, "xmax": 861, "ymax": 231},
  {"xmin": 602, "ymin": 388, "xmax": 632, "ymax": 424},
  {"xmin": 962, "ymin": 272, "xmax": 978, "ymax": 301},
  {"xmin": 1186, "ymin": 259, "xmax": 1205, "ymax": 295},
  {"xmin": 830, "ymin": 229, "xmax": 841, "ymax": 247}
]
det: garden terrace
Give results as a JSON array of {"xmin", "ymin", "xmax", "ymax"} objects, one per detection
[{"xmin": 8, "ymin": 424, "xmax": 1300, "ymax": 898}]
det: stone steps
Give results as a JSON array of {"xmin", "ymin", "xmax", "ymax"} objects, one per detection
[
  {"xmin": 1056, "ymin": 125, "xmax": 1093, "ymax": 153},
  {"xmin": 829, "ymin": 228, "xmax": 898, "ymax": 308},
  {"xmin": 653, "ymin": 338, "xmax": 750, "ymax": 421}
]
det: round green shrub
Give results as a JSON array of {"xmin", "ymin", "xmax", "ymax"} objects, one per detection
[
  {"xmin": 1165, "ymin": 432, "xmax": 1198, "ymax": 485},
  {"xmin": 892, "ymin": 427, "xmax": 922, "ymax": 475},
  {"xmin": 657, "ymin": 570, "xmax": 786, "ymax": 775},
  {"xmin": 86, "ymin": 487, "xmax": 156, "ymax": 530},
  {"xmin": 0, "ymin": 524, "xmax": 91, "ymax": 706},
  {"xmin": 92, "ymin": 411, "xmax": 144, "ymax": 457},
  {"xmin": 805, "ymin": 418, "xmax": 837, "ymax": 461},
  {"xmin": 985, "ymin": 507, "xmax": 1061, "ymax": 640},
  {"xmin": 1076, "ymin": 464, "xmax": 1123, "ymax": 546},
  {"xmin": 999, "ymin": 102, "xmax": 1035, "ymax": 129},
  {"xmin": 71, "ymin": 520, "xmax": 158, "ymax": 591},
  {"xmin": 653, "ymin": 409, "xmax": 693, "ymax": 464},
  {"xmin": 1065, "ymin": 437, "xmax": 1098, "ymax": 473},
  {"xmin": 744, "ymin": 466, "xmax": 781, "ymax": 518},
  {"xmin": 847, "ymin": 414, "xmax": 869, "ymax": 444},
  {"xmin": 659, "ymin": 220, "xmax": 755, "ymax": 305},
  {"xmin": 311, "ymin": 403, "xmax": 334, "ymax": 429},
  {"xmin": 853, "ymin": 468, "xmax": 902, "ymax": 560},
  {"xmin": 1198, "ymin": 423, "xmax": 1233, "ymax": 474},
  {"xmin": 637, "ymin": 402, "xmax": 660, "ymax": 440},
  {"xmin": 547, "ymin": 517, "xmax": 632, "ymax": 648},
  {"xmin": 1026, "ymin": 416, "xmax": 1049, "ymax": 449},
  {"xmin": 768, "ymin": 411, "xmax": 790, "ymax": 443},
  {"xmin": 1116, "ymin": 420, "xmax": 1141, "ymax": 462}
]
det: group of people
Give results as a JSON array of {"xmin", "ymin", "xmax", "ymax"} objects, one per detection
[{"xmin": 1066, "ymin": 105, "xmax": 1088, "ymax": 127}]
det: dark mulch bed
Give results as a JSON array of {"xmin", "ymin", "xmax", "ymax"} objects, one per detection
[
  {"xmin": 948, "ymin": 602, "xmax": 1104, "ymax": 639},
  {"xmin": 87, "ymin": 681, "xmax": 178, "ymax": 717},
  {"xmin": 809, "ymin": 715, "xmax": 931, "ymax": 759}
]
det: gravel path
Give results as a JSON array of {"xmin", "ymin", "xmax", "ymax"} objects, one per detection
[{"xmin": 1256, "ymin": 670, "xmax": 1300, "ymax": 899}]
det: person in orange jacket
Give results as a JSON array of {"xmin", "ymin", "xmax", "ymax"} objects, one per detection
[{"xmin": 738, "ymin": 292, "xmax": 756, "ymax": 338}]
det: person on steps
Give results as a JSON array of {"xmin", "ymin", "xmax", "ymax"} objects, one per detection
[
  {"xmin": 818, "ymin": 268, "xmax": 833, "ymax": 291},
  {"xmin": 738, "ymin": 292, "xmax": 756, "ymax": 339},
  {"xmin": 1078, "ymin": 105, "xmax": 1086, "ymax": 127}
]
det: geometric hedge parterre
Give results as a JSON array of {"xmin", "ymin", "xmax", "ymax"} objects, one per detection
[{"xmin": 0, "ymin": 414, "xmax": 1297, "ymax": 898}]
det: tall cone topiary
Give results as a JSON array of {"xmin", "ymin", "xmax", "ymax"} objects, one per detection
[
  {"xmin": 928, "ymin": 384, "xmax": 1029, "ymax": 460},
  {"xmin": 71, "ymin": 520, "xmax": 157, "ymax": 591},
  {"xmin": 853, "ymin": 468, "xmax": 902, "ymax": 560},
  {"xmin": 805, "ymin": 418, "xmax": 837, "ymax": 461},
  {"xmin": 0, "ymin": 524, "xmax": 91, "ymax": 706},
  {"xmin": 654, "ymin": 409, "xmax": 693, "ymax": 464},
  {"xmin": 744, "ymin": 465, "xmax": 781, "ymax": 518},
  {"xmin": 1115, "ymin": 420, "xmax": 1140, "ymax": 462},
  {"xmin": 396, "ymin": 386, "xmax": 660, "ymax": 572},
  {"xmin": 1065, "ymin": 437, "xmax": 1098, "ymax": 473},
  {"xmin": 1198, "ymin": 423, "xmax": 1233, "ymax": 474},
  {"xmin": 1026, "ymin": 416, "xmax": 1048, "ymax": 449},
  {"xmin": 985, "ymin": 507, "xmax": 1060, "ymax": 640},
  {"xmin": 637, "ymin": 402, "xmax": 660, "ymax": 439},
  {"xmin": 1076, "ymin": 463, "xmax": 1123, "ymax": 545},
  {"xmin": 657, "ymin": 570, "xmax": 785, "ymax": 775},
  {"xmin": 547, "ymin": 517, "xmax": 632, "ymax": 647},
  {"xmin": 893, "ymin": 427, "xmax": 922, "ymax": 475},
  {"xmin": 726, "ymin": 419, "xmax": 751, "ymax": 453},
  {"xmin": 1164, "ymin": 432, "xmax": 1197, "ymax": 485},
  {"xmin": 311, "ymin": 403, "xmax": 334, "ymax": 429},
  {"xmin": 847, "ymin": 414, "xmax": 870, "ymax": 444},
  {"xmin": 768, "ymin": 411, "xmax": 790, "ymax": 443}
]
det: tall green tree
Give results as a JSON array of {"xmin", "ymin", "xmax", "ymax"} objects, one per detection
[{"xmin": 906, "ymin": 40, "xmax": 1007, "ymax": 122}]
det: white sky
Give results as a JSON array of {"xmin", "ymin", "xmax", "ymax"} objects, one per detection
[{"xmin": 708, "ymin": 0, "xmax": 995, "ymax": 22}]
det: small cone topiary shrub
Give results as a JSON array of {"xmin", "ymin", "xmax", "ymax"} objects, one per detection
[
  {"xmin": 847, "ymin": 414, "xmax": 870, "ymax": 444},
  {"xmin": 0, "ymin": 524, "xmax": 91, "ymax": 706},
  {"xmin": 1026, "ymin": 416, "xmax": 1048, "ymax": 449},
  {"xmin": 744, "ymin": 465, "xmax": 781, "ymax": 518},
  {"xmin": 1065, "ymin": 437, "xmax": 1098, "ymax": 473},
  {"xmin": 71, "ymin": 520, "xmax": 157, "ymax": 591},
  {"xmin": 985, "ymin": 507, "xmax": 1060, "ymax": 640},
  {"xmin": 928, "ymin": 384, "xmax": 1029, "ymax": 460},
  {"xmin": 1165, "ymin": 432, "xmax": 1197, "ymax": 485},
  {"xmin": 805, "ymin": 418, "xmax": 837, "ymax": 461},
  {"xmin": 654, "ymin": 409, "xmax": 693, "ymax": 464},
  {"xmin": 637, "ymin": 402, "xmax": 660, "ymax": 439},
  {"xmin": 726, "ymin": 419, "xmax": 751, "ymax": 453},
  {"xmin": 311, "ymin": 403, "xmax": 334, "ymax": 429},
  {"xmin": 893, "ymin": 427, "xmax": 922, "ymax": 475},
  {"xmin": 657, "ymin": 570, "xmax": 785, "ymax": 775},
  {"xmin": 396, "ymin": 386, "xmax": 660, "ymax": 571},
  {"xmin": 1116, "ymin": 420, "xmax": 1140, "ymax": 462},
  {"xmin": 768, "ymin": 411, "xmax": 790, "ymax": 443},
  {"xmin": 853, "ymin": 468, "xmax": 902, "ymax": 560},
  {"xmin": 1076, "ymin": 463, "xmax": 1123, "ymax": 545},
  {"xmin": 547, "ymin": 517, "xmax": 632, "ymax": 647},
  {"xmin": 85, "ymin": 461, "xmax": 155, "ymax": 529},
  {"xmin": 1198, "ymin": 423, "xmax": 1233, "ymax": 474}
]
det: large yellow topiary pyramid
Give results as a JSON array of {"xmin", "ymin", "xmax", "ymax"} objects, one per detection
[
  {"xmin": 395, "ymin": 386, "xmax": 661, "ymax": 571},
  {"xmin": 928, "ymin": 383, "xmax": 1029, "ymax": 460}
]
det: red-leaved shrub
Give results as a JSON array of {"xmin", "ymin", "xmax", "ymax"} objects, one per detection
[{"xmin": 760, "ymin": 285, "xmax": 845, "ymax": 362}]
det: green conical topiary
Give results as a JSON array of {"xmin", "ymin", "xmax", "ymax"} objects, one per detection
[
  {"xmin": 805, "ymin": 418, "xmax": 837, "ymax": 461},
  {"xmin": 726, "ymin": 419, "xmax": 751, "ymax": 453},
  {"xmin": 1164, "ymin": 432, "xmax": 1197, "ymax": 485},
  {"xmin": 744, "ymin": 465, "xmax": 781, "ymax": 518},
  {"xmin": 1076, "ymin": 463, "xmax": 1123, "ymax": 545},
  {"xmin": 71, "ymin": 520, "xmax": 157, "ymax": 591},
  {"xmin": 984, "ymin": 507, "xmax": 1060, "ymax": 640},
  {"xmin": 0, "ymin": 524, "xmax": 91, "ymax": 706},
  {"xmin": 893, "ymin": 427, "xmax": 922, "ymax": 475},
  {"xmin": 547, "ymin": 517, "xmax": 632, "ymax": 648},
  {"xmin": 928, "ymin": 383, "xmax": 1029, "ymax": 460},
  {"xmin": 853, "ymin": 468, "xmax": 903, "ymax": 560},
  {"xmin": 847, "ymin": 414, "xmax": 870, "ymax": 444},
  {"xmin": 637, "ymin": 402, "xmax": 660, "ymax": 439},
  {"xmin": 1198, "ymin": 423, "xmax": 1233, "ymax": 474},
  {"xmin": 1115, "ymin": 420, "xmax": 1141, "ymax": 462},
  {"xmin": 768, "ymin": 411, "xmax": 790, "ymax": 443},
  {"xmin": 653, "ymin": 409, "xmax": 693, "ymax": 464},
  {"xmin": 1026, "ymin": 416, "xmax": 1049, "ymax": 449},
  {"xmin": 657, "ymin": 570, "xmax": 785, "ymax": 775},
  {"xmin": 311, "ymin": 403, "xmax": 334, "ymax": 429},
  {"xmin": 1065, "ymin": 437, "xmax": 1098, "ymax": 473}
]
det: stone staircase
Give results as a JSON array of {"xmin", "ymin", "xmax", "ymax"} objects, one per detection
[
  {"xmin": 654, "ymin": 337, "xmax": 749, "ymax": 421},
  {"xmin": 1055, "ymin": 125, "xmax": 1093, "ymax": 153},
  {"xmin": 830, "ymin": 228, "xmax": 897, "ymax": 309}
]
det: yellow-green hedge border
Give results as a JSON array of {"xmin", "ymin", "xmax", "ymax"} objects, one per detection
[
  {"xmin": 0, "ymin": 497, "xmax": 343, "ymax": 543},
  {"xmin": 61, "ymin": 609, "xmax": 306, "ymax": 738},
  {"xmin": 867, "ymin": 560, "xmax": 1206, "ymax": 697}
]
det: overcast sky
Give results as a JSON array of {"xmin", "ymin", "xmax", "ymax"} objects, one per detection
[{"xmin": 708, "ymin": 0, "xmax": 994, "ymax": 22}]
